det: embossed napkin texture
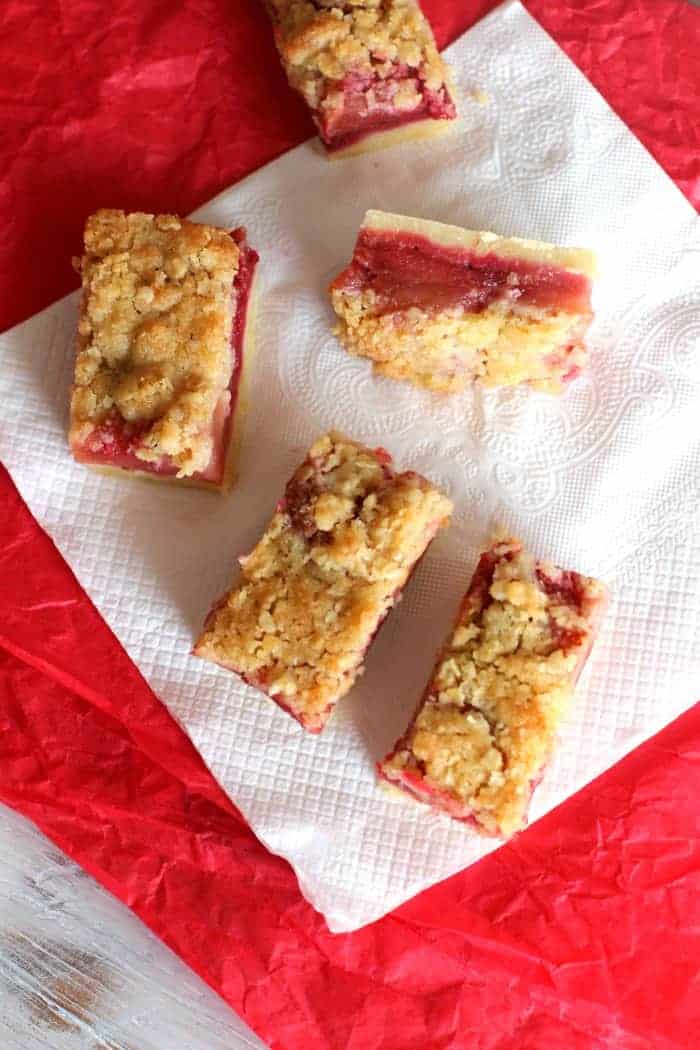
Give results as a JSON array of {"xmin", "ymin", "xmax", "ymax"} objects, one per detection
[{"xmin": 1, "ymin": 1, "xmax": 698, "ymax": 932}]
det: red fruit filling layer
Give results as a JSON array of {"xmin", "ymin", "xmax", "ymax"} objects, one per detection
[
  {"xmin": 331, "ymin": 228, "xmax": 592, "ymax": 315},
  {"xmin": 74, "ymin": 229, "xmax": 258, "ymax": 485},
  {"xmin": 320, "ymin": 66, "xmax": 455, "ymax": 152}
]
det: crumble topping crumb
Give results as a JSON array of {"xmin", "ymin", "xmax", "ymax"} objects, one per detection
[
  {"xmin": 195, "ymin": 431, "xmax": 452, "ymax": 731},
  {"xmin": 330, "ymin": 287, "xmax": 590, "ymax": 393},
  {"xmin": 469, "ymin": 86, "xmax": 489, "ymax": 105},
  {"xmin": 69, "ymin": 209, "xmax": 240, "ymax": 477}
]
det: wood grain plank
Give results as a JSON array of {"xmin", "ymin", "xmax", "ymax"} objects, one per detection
[{"xmin": 0, "ymin": 805, "xmax": 266, "ymax": 1049}]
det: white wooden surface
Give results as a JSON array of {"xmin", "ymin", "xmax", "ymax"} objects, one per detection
[{"xmin": 0, "ymin": 804, "xmax": 267, "ymax": 1049}]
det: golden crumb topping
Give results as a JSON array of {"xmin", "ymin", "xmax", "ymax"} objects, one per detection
[
  {"xmin": 330, "ymin": 289, "xmax": 591, "ymax": 394},
  {"xmin": 265, "ymin": 0, "xmax": 452, "ymax": 125},
  {"xmin": 195, "ymin": 431, "xmax": 452, "ymax": 730},
  {"xmin": 381, "ymin": 538, "xmax": 607, "ymax": 835},
  {"xmin": 69, "ymin": 209, "xmax": 240, "ymax": 477}
]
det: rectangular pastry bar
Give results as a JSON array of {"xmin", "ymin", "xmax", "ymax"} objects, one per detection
[
  {"xmin": 194, "ymin": 431, "xmax": 452, "ymax": 732},
  {"xmin": 379, "ymin": 536, "xmax": 607, "ymax": 836},
  {"xmin": 330, "ymin": 210, "xmax": 597, "ymax": 393},
  {"xmin": 264, "ymin": 0, "xmax": 457, "ymax": 157},
  {"xmin": 69, "ymin": 209, "xmax": 259, "ymax": 490}
]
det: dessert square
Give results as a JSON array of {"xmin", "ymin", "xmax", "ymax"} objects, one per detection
[
  {"xmin": 330, "ymin": 210, "xmax": 597, "ymax": 393},
  {"xmin": 69, "ymin": 209, "xmax": 259, "ymax": 490},
  {"xmin": 379, "ymin": 536, "xmax": 608, "ymax": 836},
  {"xmin": 194, "ymin": 431, "xmax": 453, "ymax": 732},
  {"xmin": 264, "ymin": 0, "xmax": 457, "ymax": 157}
]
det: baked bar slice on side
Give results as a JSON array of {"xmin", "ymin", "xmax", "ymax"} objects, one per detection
[
  {"xmin": 69, "ymin": 209, "xmax": 259, "ymax": 490},
  {"xmin": 379, "ymin": 536, "xmax": 608, "ymax": 836},
  {"xmin": 194, "ymin": 431, "xmax": 453, "ymax": 732},
  {"xmin": 264, "ymin": 0, "xmax": 457, "ymax": 158},
  {"xmin": 330, "ymin": 210, "xmax": 597, "ymax": 393}
]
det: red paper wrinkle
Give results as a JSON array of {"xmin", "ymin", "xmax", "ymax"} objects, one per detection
[{"xmin": 0, "ymin": 469, "xmax": 238, "ymax": 817}]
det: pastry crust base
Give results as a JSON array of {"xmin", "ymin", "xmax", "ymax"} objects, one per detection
[{"xmin": 327, "ymin": 114, "xmax": 458, "ymax": 160}]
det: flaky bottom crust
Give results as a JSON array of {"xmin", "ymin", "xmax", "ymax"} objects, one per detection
[{"xmin": 327, "ymin": 115, "xmax": 459, "ymax": 160}]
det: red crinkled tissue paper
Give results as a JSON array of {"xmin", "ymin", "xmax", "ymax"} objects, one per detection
[{"xmin": 1, "ymin": 1, "xmax": 699, "ymax": 1048}]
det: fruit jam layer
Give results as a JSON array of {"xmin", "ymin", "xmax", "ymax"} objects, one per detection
[
  {"xmin": 332, "ymin": 228, "xmax": 592, "ymax": 314},
  {"xmin": 379, "ymin": 753, "xmax": 544, "ymax": 836},
  {"xmin": 320, "ymin": 67, "xmax": 455, "ymax": 153},
  {"xmin": 74, "ymin": 231, "xmax": 258, "ymax": 485}
]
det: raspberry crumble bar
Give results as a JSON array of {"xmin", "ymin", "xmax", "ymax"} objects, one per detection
[
  {"xmin": 264, "ymin": 0, "xmax": 457, "ymax": 158},
  {"xmin": 69, "ymin": 209, "xmax": 259, "ymax": 489},
  {"xmin": 194, "ymin": 431, "xmax": 452, "ymax": 732},
  {"xmin": 379, "ymin": 537, "xmax": 607, "ymax": 836},
  {"xmin": 330, "ymin": 210, "xmax": 597, "ymax": 393}
]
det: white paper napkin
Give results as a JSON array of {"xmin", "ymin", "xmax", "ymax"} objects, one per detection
[{"xmin": 1, "ymin": 0, "xmax": 698, "ymax": 933}]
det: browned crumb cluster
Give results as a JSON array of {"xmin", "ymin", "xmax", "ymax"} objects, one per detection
[
  {"xmin": 380, "ymin": 537, "xmax": 607, "ymax": 835},
  {"xmin": 195, "ymin": 431, "xmax": 453, "ymax": 731},
  {"xmin": 69, "ymin": 209, "xmax": 240, "ymax": 476}
]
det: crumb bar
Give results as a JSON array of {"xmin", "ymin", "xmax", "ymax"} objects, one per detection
[
  {"xmin": 379, "ymin": 536, "xmax": 607, "ymax": 836},
  {"xmin": 330, "ymin": 210, "xmax": 597, "ymax": 393},
  {"xmin": 194, "ymin": 431, "xmax": 453, "ymax": 732},
  {"xmin": 264, "ymin": 0, "xmax": 457, "ymax": 157},
  {"xmin": 69, "ymin": 209, "xmax": 259, "ymax": 489}
]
